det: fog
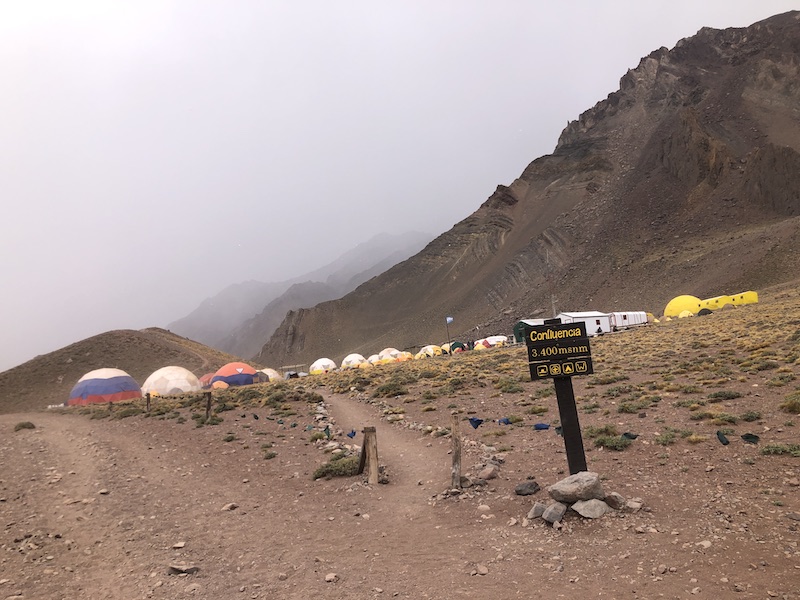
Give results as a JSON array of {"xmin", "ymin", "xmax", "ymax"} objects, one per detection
[{"xmin": 0, "ymin": 1, "xmax": 795, "ymax": 371}]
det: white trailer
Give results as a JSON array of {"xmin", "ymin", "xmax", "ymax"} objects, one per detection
[
  {"xmin": 556, "ymin": 311, "xmax": 612, "ymax": 336},
  {"xmin": 609, "ymin": 311, "xmax": 648, "ymax": 331}
]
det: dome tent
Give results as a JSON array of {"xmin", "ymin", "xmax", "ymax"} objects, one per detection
[
  {"xmin": 141, "ymin": 366, "xmax": 201, "ymax": 396},
  {"xmin": 415, "ymin": 344, "xmax": 443, "ymax": 359},
  {"xmin": 211, "ymin": 362, "xmax": 258, "ymax": 387},
  {"xmin": 341, "ymin": 353, "xmax": 368, "ymax": 369},
  {"xmin": 199, "ymin": 373, "xmax": 215, "ymax": 388},
  {"xmin": 259, "ymin": 368, "xmax": 284, "ymax": 382},
  {"xmin": 310, "ymin": 357, "xmax": 337, "ymax": 374},
  {"xmin": 68, "ymin": 368, "xmax": 141, "ymax": 406},
  {"xmin": 378, "ymin": 347, "xmax": 402, "ymax": 364},
  {"xmin": 664, "ymin": 295, "xmax": 702, "ymax": 317}
]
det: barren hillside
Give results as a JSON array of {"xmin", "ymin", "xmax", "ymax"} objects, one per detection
[{"xmin": 0, "ymin": 328, "xmax": 256, "ymax": 414}]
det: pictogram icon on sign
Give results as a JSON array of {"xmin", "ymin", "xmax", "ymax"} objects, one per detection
[
  {"xmin": 562, "ymin": 362, "xmax": 574, "ymax": 375},
  {"xmin": 536, "ymin": 364, "xmax": 549, "ymax": 377},
  {"xmin": 549, "ymin": 363, "xmax": 562, "ymax": 376},
  {"xmin": 575, "ymin": 360, "xmax": 588, "ymax": 372}
]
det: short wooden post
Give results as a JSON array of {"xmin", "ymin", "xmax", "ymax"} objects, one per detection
[
  {"xmin": 145, "ymin": 393, "xmax": 151, "ymax": 413},
  {"xmin": 108, "ymin": 401, "xmax": 113, "ymax": 413},
  {"xmin": 451, "ymin": 413, "xmax": 462, "ymax": 489},
  {"xmin": 358, "ymin": 427, "xmax": 379, "ymax": 485},
  {"xmin": 205, "ymin": 391, "xmax": 212, "ymax": 421}
]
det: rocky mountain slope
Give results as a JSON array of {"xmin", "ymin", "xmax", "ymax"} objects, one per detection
[
  {"xmin": 257, "ymin": 11, "xmax": 800, "ymax": 368},
  {"xmin": 168, "ymin": 231, "xmax": 431, "ymax": 352},
  {"xmin": 0, "ymin": 328, "xmax": 252, "ymax": 414},
  {"xmin": 217, "ymin": 233, "xmax": 432, "ymax": 359}
]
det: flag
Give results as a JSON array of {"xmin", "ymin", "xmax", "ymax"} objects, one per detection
[{"xmin": 446, "ymin": 316, "xmax": 454, "ymax": 324}]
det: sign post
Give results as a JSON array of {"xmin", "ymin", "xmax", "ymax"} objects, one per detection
[{"xmin": 523, "ymin": 318, "xmax": 593, "ymax": 474}]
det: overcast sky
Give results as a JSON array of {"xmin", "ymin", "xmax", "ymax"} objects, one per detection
[{"xmin": 1, "ymin": 1, "xmax": 796, "ymax": 371}]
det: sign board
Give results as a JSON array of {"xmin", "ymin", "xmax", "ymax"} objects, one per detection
[{"xmin": 523, "ymin": 321, "xmax": 593, "ymax": 380}]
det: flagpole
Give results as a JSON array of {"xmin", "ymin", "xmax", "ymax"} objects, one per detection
[{"xmin": 445, "ymin": 316, "xmax": 453, "ymax": 349}]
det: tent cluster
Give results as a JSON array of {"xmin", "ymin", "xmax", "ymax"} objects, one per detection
[
  {"xmin": 662, "ymin": 291, "xmax": 758, "ymax": 319},
  {"xmin": 66, "ymin": 360, "xmax": 287, "ymax": 407},
  {"xmin": 306, "ymin": 335, "xmax": 510, "ymax": 378}
]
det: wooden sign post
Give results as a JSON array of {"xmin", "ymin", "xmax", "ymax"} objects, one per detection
[
  {"xmin": 523, "ymin": 318, "xmax": 592, "ymax": 474},
  {"xmin": 145, "ymin": 392, "xmax": 151, "ymax": 413},
  {"xmin": 204, "ymin": 391, "xmax": 212, "ymax": 421}
]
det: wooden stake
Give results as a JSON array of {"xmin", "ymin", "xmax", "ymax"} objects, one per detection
[
  {"xmin": 451, "ymin": 413, "xmax": 462, "ymax": 489},
  {"xmin": 361, "ymin": 427, "xmax": 379, "ymax": 485},
  {"xmin": 145, "ymin": 393, "xmax": 151, "ymax": 413},
  {"xmin": 205, "ymin": 391, "xmax": 212, "ymax": 421}
]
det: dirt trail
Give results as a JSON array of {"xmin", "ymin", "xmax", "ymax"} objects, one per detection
[{"xmin": 0, "ymin": 401, "xmax": 516, "ymax": 600}]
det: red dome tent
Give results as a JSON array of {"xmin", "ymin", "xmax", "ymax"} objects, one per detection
[{"xmin": 210, "ymin": 362, "xmax": 258, "ymax": 387}]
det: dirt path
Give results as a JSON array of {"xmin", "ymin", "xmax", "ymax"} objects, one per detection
[{"xmin": 0, "ymin": 402, "xmax": 515, "ymax": 600}]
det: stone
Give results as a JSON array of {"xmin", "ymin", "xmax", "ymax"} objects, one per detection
[
  {"xmin": 477, "ymin": 465, "xmax": 499, "ymax": 480},
  {"xmin": 277, "ymin": 573, "xmax": 288, "ymax": 581},
  {"xmin": 168, "ymin": 564, "xmax": 199, "ymax": 575},
  {"xmin": 542, "ymin": 502, "xmax": 567, "ymax": 524},
  {"xmin": 221, "ymin": 502, "xmax": 238, "ymax": 511},
  {"xmin": 527, "ymin": 502, "xmax": 547, "ymax": 519},
  {"xmin": 604, "ymin": 491, "xmax": 625, "ymax": 510},
  {"xmin": 325, "ymin": 573, "xmax": 338, "ymax": 583},
  {"xmin": 514, "ymin": 481, "xmax": 541, "ymax": 496},
  {"xmin": 172, "ymin": 542, "xmax": 185, "ymax": 549},
  {"xmin": 476, "ymin": 564, "xmax": 489, "ymax": 575},
  {"xmin": 185, "ymin": 583, "xmax": 201, "ymax": 593},
  {"xmin": 548, "ymin": 471, "xmax": 604, "ymax": 503},
  {"xmin": 98, "ymin": 489, "xmax": 109, "ymax": 495},
  {"xmin": 697, "ymin": 540, "xmax": 712, "ymax": 549},
  {"xmin": 571, "ymin": 499, "xmax": 610, "ymax": 519},
  {"xmin": 624, "ymin": 500, "xmax": 643, "ymax": 512},
  {"xmin": 477, "ymin": 504, "xmax": 491, "ymax": 513}
]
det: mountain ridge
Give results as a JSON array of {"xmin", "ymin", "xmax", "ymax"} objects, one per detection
[{"xmin": 256, "ymin": 10, "xmax": 800, "ymax": 367}]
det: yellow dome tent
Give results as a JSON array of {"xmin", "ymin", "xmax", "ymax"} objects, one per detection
[{"xmin": 664, "ymin": 295, "xmax": 702, "ymax": 317}]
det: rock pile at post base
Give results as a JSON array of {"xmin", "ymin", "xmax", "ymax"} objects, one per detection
[{"xmin": 525, "ymin": 471, "xmax": 644, "ymax": 528}]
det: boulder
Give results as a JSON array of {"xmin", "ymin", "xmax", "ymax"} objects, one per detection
[
  {"xmin": 514, "ymin": 480, "xmax": 541, "ymax": 496},
  {"xmin": 542, "ymin": 502, "xmax": 567, "ymax": 524},
  {"xmin": 571, "ymin": 499, "xmax": 610, "ymax": 519},
  {"xmin": 548, "ymin": 471, "xmax": 604, "ymax": 503}
]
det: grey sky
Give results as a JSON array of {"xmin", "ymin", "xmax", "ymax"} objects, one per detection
[{"xmin": 1, "ymin": 0, "xmax": 796, "ymax": 371}]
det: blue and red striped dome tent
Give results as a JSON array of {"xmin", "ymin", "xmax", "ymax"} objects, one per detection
[
  {"xmin": 210, "ymin": 362, "xmax": 258, "ymax": 387},
  {"xmin": 67, "ymin": 368, "xmax": 142, "ymax": 406}
]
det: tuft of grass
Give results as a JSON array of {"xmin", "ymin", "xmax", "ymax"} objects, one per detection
[
  {"xmin": 584, "ymin": 424, "xmax": 619, "ymax": 438},
  {"xmin": 223, "ymin": 434, "xmax": 236, "ymax": 442},
  {"xmin": 712, "ymin": 413, "xmax": 739, "ymax": 425},
  {"xmin": 112, "ymin": 406, "xmax": 144, "ymax": 419},
  {"xmin": 263, "ymin": 451, "xmax": 278, "ymax": 460},
  {"xmin": 740, "ymin": 410, "xmax": 762, "ymax": 422},
  {"xmin": 594, "ymin": 435, "xmax": 631, "ymax": 451},
  {"xmin": 707, "ymin": 390, "xmax": 742, "ymax": 402},
  {"xmin": 779, "ymin": 392, "xmax": 800, "ymax": 414},
  {"xmin": 312, "ymin": 456, "xmax": 360, "ymax": 479},
  {"xmin": 494, "ymin": 376, "xmax": 524, "ymax": 394},
  {"xmin": 310, "ymin": 432, "xmax": 325, "ymax": 442},
  {"xmin": 655, "ymin": 430, "xmax": 677, "ymax": 446},
  {"xmin": 760, "ymin": 444, "xmax": 800, "ymax": 457},
  {"xmin": 686, "ymin": 434, "xmax": 708, "ymax": 444},
  {"xmin": 14, "ymin": 421, "xmax": 35, "ymax": 431},
  {"xmin": 373, "ymin": 382, "xmax": 408, "ymax": 398},
  {"xmin": 526, "ymin": 405, "xmax": 549, "ymax": 415}
]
